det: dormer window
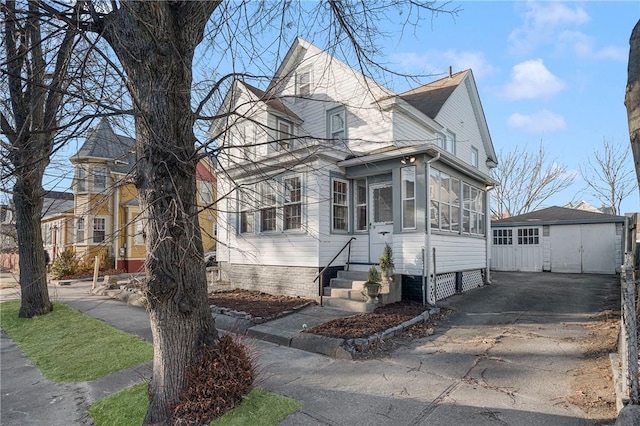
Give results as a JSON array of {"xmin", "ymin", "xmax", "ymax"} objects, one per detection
[{"xmin": 276, "ymin": 118, "xmax": 292, "ymax": 151}]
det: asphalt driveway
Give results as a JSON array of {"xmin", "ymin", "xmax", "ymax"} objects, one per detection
[{"xmin": 1, "ymin": 271, "xmax": 618, "ymax": 425}]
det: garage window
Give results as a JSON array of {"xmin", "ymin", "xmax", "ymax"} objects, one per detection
[
  {"xmin": 493, "ymin": 229, "xmax": 512, "ymax": 245},
  {"xmin": 518, "ymin": 228, "xmax": 539, "ymax": 245}
]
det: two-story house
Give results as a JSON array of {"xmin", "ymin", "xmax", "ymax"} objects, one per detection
[
  {"xmin": 213, "ymin": 38, "xmax": 497, "ymax": 307},
  {"xmin": 41, "ymin": 118, "xmax": 217, "ymax": 273}
]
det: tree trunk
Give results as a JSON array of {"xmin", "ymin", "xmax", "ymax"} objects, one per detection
[
  {"xmin": 14, "ymin": 167, "xmax": 51, "ymax": 318},
  {"xmin": 627, "ymin": 19, "xmax": 640, "ymax": 188},
  {"xmin": 101, "ymin": 3, "xmax": 220, "ymax": 424}
]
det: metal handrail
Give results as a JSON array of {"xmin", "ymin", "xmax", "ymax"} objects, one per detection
[{"xmin": 314, "ymin": 237, "xmax": 356, "ymax": 306}]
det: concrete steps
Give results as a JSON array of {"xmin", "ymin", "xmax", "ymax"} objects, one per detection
[{"xmin": 320, "ymin": 268, "xmax": 378, "ymax": 313}]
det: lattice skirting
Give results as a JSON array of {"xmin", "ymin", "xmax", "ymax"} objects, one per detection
[
  {"xmin": 462, "ymin": 270, "xmax": 484, "ymax": 292},
  {"xmin": 435, "ymin": 272, "xmax": 457, "ymax": 301}
]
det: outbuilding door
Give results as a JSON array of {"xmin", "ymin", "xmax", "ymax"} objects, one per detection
[
  {"xmin": 550, "ymin": 224, "xmax": 616, "ymax": 274},
  {"xmin": 369, "ymin": 183, "xmax": 393, "ymax": 262}
]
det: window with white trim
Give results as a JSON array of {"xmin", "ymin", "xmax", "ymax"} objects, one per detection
[
  {"xmin": 134, "ymin": 215, "xmax": 146, "ymax": 245},
  {"xmin": 276, "ymin": 118, "xmax": 292, "ymax": 151},
  {"xmin": 327, "ymin": 107, "xmax": 346, "ymax": 145},
  {"xmin": 471, "ymin": 147, "xmax": 479, "ymax": 168},
  {"xmin": 239, "ymin": 186, "xmax": 255, "ymax": 234},
  {"xmin": 93, "ymin": 217, "xmax": 106, "ymax": 243},
  {"xmin": 76, "ymin": 218, "xmax": 85, "ymax": 243},
  {"xmin": 260, "ymin": 182, "xmax": 277, "ymax": 232},
  {"xmin": 243, "ymin": 125, "xmax": 256, "ymax": 160},
  {"xmin": 493, "ymin": 229, "xmax": 512, "ymax": 245},
  {"xmin": 462, "ymin": 183, "xmax": 485, "ymax": 235},
  {"xmin": 76, "ymin": 166, "xmax": 86, "ymax": 192},
  {"xmin": 283, "ymin": 176, "xmax": 302, "ymax": 230},
  {"xmin": 355, "ymin": 179, "xmax": 367, "ymax": 231},
  {"xmin": 200, "ymin": 181, "xmax": 214, "ymax": 205},
  {"xmin": 517, "ymin": 228, "xmax": 539, "ymax": 245},
  {"xmin": 297, "ymin": 68, "xmax": 312, "ymax": 96},
  {"xmin": 332, "ymin": 178, "xmax": 349, "ymax": 232},
  {"xmin": 445, "ymin": 131, "xmax": 456, "ymax": 154},
  {"xmin": 430, "ymin": 168, "xmax": 484, "ymax": 235},
  {"xmin": 401, "ymin": 166, "xmax": 416, "ymax": 229},
  {"xmin": 94, "ymin": 166, "xmax": 107, "ymax": 191}
]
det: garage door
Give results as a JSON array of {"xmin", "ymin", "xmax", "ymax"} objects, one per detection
[{"xmin": 550, "ymin": 224, "xmax": 616, "ymax": 274}]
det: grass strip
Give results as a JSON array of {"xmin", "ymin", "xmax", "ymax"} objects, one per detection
[
  {"xmin": 89, "ymin": 384, "xmax": 303, "ymax": 426},
  {"xmin": 0, "ymin": 301, "xmax": 153, "ymax": 382}
]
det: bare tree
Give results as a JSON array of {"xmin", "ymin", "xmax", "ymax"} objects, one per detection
[
  {"xmin": 580, "ymin": 138, "xmax": 637, "ymax": 215},
  {"xmin": 627, "ymin": 19, "xmax": 640, "ymax": 190},
  {"xmin": 0, "ymin": 0, "xmax": 80, "ymax": 317},
  {"xmin": 491, "ymin": 143, "xmax": 575, "ymax": 219},
  {"xmin": 31, "ymin": 1, "xmax": 461, "ymax": 423}
]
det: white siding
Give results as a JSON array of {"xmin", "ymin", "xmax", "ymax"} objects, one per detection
[
  {"xmin": 434, "ymin": 80, "xmax": 491, "ymax": 176},
  {"xmin": 393, "ymin": 233, "xmax": 426, "ymax": 276},
  {"xmin": 275, "ymin": 43, "xmax": 393, "ymax": 154},
  {"xmin": 392, "ymin": 111, "xmax": 439, "ymax": 146},
  {"xmin": 431, "ymin": 234, "xmax": 487, "ymax": 274}
]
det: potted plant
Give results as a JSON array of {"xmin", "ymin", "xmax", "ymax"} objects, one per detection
[
  {"xmin": 363, "ymin": 266, "xmax": 382, "ymax": 304},
  {"xmin": 379, "ymin": 243, "xmax": 394, "ymax": 282}
]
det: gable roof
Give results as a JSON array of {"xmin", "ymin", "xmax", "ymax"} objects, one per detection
[
  {"xmin": 492, "ymin": 206, "xmax": 625, "ymax": 226},
  {"xmin": 399, "ymin": 70, "xmax": 467, "ymax": 120},
  {"xmin": 242, "ymin": 82, "xmax": 301, "ymax": 121}
]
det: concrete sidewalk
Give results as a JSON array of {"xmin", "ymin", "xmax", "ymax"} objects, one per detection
[{"xmin": 1, "ymin": 271, "xmax": 621, "ymax": 425}]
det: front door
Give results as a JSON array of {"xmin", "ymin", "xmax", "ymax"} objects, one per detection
[{"xmin": 369, "ymin": 183, "xmax": 393, "ymax": 262}]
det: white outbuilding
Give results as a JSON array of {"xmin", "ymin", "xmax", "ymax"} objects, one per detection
[{"xmin": 491, "ymin": 206, "xmax": 626, "ymax": 274}]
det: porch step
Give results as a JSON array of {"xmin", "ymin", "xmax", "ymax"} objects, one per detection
[
  {"xmin": 320, "ymin": 296, "xmax": 377, "ymax": 313},
  {"xmin": 337, "ymin": 270, "xmax": 370, "ymax": 281},
  {"xmin": 328, "ymin": 287, "xmax": 366, "ymax": 300}
]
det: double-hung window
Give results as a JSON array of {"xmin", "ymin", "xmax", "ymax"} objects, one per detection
[
  {"xmin": 239, "ymin": 186, "xmax": 255, "ymax": 234},
  {"xmin": 297, "ymin": 68, "xmax": 311, "ymax": 97},
  {"xmin": 462, "ymin": 183, "xmax": 485, "ymax": 235},
  {"xmin": 471, "ymin": 147, "xmax": 479, "ymax": 168},
  {"xmin": 283, "ymin": 176, "xmax": 302, "ymax": 231},
  {"xmin": 243, "ymin": 125, "xmax": 256, "ymax": 160},
  {"xmin": 93, "ymin": 166, "xmax": 107, "ymax": 191},
  {"xmin": 76, "ymin": 166, "xmax": 86, "ymax": 192},
  {"xmin": 401, "ymin": 167, "xmax": 416, "ymax": 229},
  {"xmin": 260, "ymin": 183, "xmax": 277, "ymax": 232},
  {"xmin": 436, "ymin": 131, "xmax": 456, "ymax": 154},
  {"xmin": 276, "ymin": 119, "xmax": 292, "ymax": 151},
  {"xmin": 93, "ymin": 217, "xmax": 106, "ymax": 243},
  {"xmin": 201, "ymin": 181, "xmax": 214, "ymax": 205},
  {"xmin": 355, "ymin": 179, "xmax": 367, "ymax": 231},
  {"xmin": 76, "ymin": 218, "xmax": 85, "ymax": 243},
  {"xmin": 332, "ymin": 178, "xmax": 349, "ymax": 232},
  {"xmin": 327, "ymin": 107, "xmax": 346, "ymax": 145},
  {"xmin": 134, "ymin": 215, "xmax": 146, "ymax": 245}
]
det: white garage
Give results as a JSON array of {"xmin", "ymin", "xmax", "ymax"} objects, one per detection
[{"xmin": 491, "ymin": 206, "xmax": 626, "ymax": 274}]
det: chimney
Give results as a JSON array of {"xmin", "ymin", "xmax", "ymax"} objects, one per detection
[{"xmin": 449, "ymin": 66, "xmax": 453, "ymax": 78}]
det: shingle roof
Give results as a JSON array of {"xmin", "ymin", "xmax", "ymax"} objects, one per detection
[
  {"xmin": 71, "ymin": 118, "xmax": 136, "ymax": 174},
  {"xmin": 398, "ymin": 70, "xmax": 468, "ymax": 119},
  {"xmin": 242, "ymin": 82, "xmax": 301, "ymax": 121},
  {"xmin": 493, "ymin": 206, "xmax": 625, "ymax": 226}
]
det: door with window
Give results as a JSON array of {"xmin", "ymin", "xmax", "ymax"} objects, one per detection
[{"xmin": 369, "ymin": 183, "xmax": 393, "ymax": 262}]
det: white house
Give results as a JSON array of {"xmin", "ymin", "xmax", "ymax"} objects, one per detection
[
  {"xmin": 491, "ymin": 206, "xmax": 626, "ymax": 274},
  {"xmin": 212, "ymin": 38, "xmax": 498, "ymax": 309}
]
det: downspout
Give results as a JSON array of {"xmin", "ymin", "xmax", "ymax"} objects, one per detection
[
  {"xmin": 424, "ymin": 152, "xmax": 440, "ymax": 305},
  {"xmin": 484, "ymin": 185, "xmax": 495, "ymax": 284}
]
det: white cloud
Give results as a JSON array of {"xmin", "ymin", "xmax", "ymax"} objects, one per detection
[
  {"xmin": 391, "ymin": 50, "xmax": 496, "ymax": 79},
  {"xmin": 508, "ymin": 2, "xmax": 590, "ymax": 55},
  {"xmin": 503, "ymin": 59, "xmax": 565, "ymax": 100},
  {"xmin": 558, "ymin": 30, "xmax": 627, "ymax": 61},
  {"xmin": 507, "ymin": 110, "xmax": 566, "ymax": 133}
]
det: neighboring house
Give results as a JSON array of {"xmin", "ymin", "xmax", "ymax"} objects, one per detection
[
  {"xmin": 40, "ymin": 118, "xmax": 217, "ymax": 272},
  {"xmin": 41, "ymin": 191, "xmax": 75, "ymax": 260},
  {"xmin": 0, "ymin": 202, "xmax": 17, "ymax": 252},
  {"xmin": 213, "ymin": 38, "xmax": 498, "ymax": 305},
  {"xmin": 563, "ymin": 200, "xmax": 614, "ymax": 215},
  {"xmin": 491, "ymin": 206, "xmax": 626, "ymax": 274}
]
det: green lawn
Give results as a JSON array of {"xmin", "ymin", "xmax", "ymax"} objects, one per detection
[
  {"xmin": 0, "ymin": 300, "xmax": 302, "ymax": 424},
  {"xmin": 89, "ymin": 384, "xmax": 303, "ymax": 426},
  {"xmin": 0, "ymin": 301, "xmax": 153, "ymax": 382}
]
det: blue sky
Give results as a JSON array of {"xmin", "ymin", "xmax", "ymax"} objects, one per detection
[
  {"xmin": 44, "ymin": 1, "xmax": 640, "ymax": 214},
  {"xmin": 378, "ymin": 1, "xmax": 640, "ymax": 214}
]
